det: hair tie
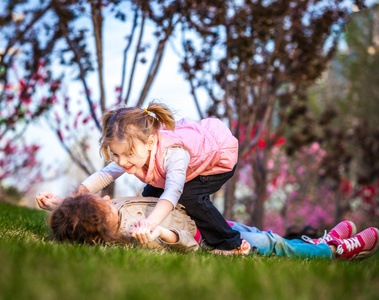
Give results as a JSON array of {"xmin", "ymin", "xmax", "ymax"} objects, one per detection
[{"xmin": 143, "ymin": 108, "xmax": 152, "ymax": 115}]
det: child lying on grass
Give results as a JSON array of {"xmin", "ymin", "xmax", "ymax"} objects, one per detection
[{"xmin": 42, "ymin": 192, "xmax": 379, "ymax": 260}]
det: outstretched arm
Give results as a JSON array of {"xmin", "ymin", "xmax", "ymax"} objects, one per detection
[
  {"xmin": 36, "ymin": 162, "xmax": 125, "ymax": 211},
  {"xmin": 130, "ymin": 225, "xmax": 178, "ymax": 244},
  {"xmin": 36, "ymin": 191, "xmax": 64, "ymax": 211},
  {"xmin": 70, "ymin": 184, "xmax": 90, "ymax": 197},
  {"xmin": 81, "ymin": 162, "xmax": 125, "ymax": 193},
  {"xmin": 135, "ymin": 147, "xmax": 189, "ymax": 231},
  {"xmin": 35, "ymin": 184, "xmax": 90, "ymax": 211},
  {"xmin": 130, "ymin": 226, "xmax": 199, "ymax": 252}
]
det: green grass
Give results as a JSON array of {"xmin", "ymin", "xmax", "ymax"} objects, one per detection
[{"xmin": 0, "ymin": 202, "xmax": 378, "ymax": 300}]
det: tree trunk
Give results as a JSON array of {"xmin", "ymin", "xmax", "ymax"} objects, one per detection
[
  {"xmin": 223, "ymin": 167, "xmax": 238, "ymax": 220},
  {"xmin": 252, "ymin": 172, "xmax": 266, "ymax": 230},
  {"xmin": 251, "ymin": 153, "xmax": 267, "ymax": 229},
  {"xmin": 100, "ymin": 161, "xmax": 115, "ymax": 198}
]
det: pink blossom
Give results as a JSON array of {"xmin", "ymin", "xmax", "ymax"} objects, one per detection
[
  {"xmin": 54, "ymin": 112, "xmax": 61, "ymax": 123},
  {"xmin": 74, "ymin": 111, "xmax": 83, "ymax": 128},
  {"xmin": 297, "ymin": 166, "xmax": 305, "ymax": 175},
  {"xmin": 5, "ymin": 94, "xmax": 14, "ymax": 102},
  {"xmin": 57, "ymin": 129, "xmax": 63, "ymax": 141},
  {"xmin": 275, "ymin": 137, "xmax": 286, "ymax": 147},
  {"xmin": 258, "ymin": 139, "xmax": 266, "ymax": 149},
  {"xmin": 267, "ymin": 159, "xmax": 274, "ymax": 169},
  {"xmin": 309, "ymin": 142, "xmax": 320, "ymax": 154},
  {"xmin": 50, "ymin": 81, "xmax": 61, "ymax": 92}
]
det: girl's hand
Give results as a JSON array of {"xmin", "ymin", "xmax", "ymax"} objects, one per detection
[
  {"xmin": 130, "ymin": 226, "xmax": 162, "ymax": 245},
  {"xmin": 36, "ymin": 191, "xmax": 63, "ymax": 211},
  {"xmin": 134, "ymin": 218, "xmax": 158, "ymax": 232}
]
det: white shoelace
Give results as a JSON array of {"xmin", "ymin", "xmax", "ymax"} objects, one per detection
[
  {"xmin": 336, "ymin": 245, "xmax": 344, "ymax": 255},
  {"xmin": 336, "ymin": 237, "xmax": 361, "ymax": 255},
  {"xmin": 302, "ymin": 230, "xmax": 328, "ymax": 244}
]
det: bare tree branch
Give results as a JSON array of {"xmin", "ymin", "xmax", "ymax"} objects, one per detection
[
  {"xmin": 4, "ymin": 3, "xmax": 52, "ymax": 56},
  {"xmin": 90, "ymin": 0, "xmax": 106, "ymax": 114},
  {"xmin": 240, "ymin": 93, "xmax": 276, "ymax": 158},
  {"xmin": 79, "ymin": 139, "xmax": 97, "ymax": 173},
  {"xmin": 188, "ymin": 75, "xmax": 204, "ymax": 119},
  {"xmin": 57, "ymin": 21, "xmax": 101, "ymax": 131},
  {"xmin": 47, "ymin": 121, "xmax": 92, "ymax": 176},
  {"xmin": 120, "ymin": 7, "xmax": 139, "ymax": 104},
  {"xmin": 240, "ymin": 18, "xmax": 286, "ymax": 154},
  {"xmin": 181, "ymin": 29, "xmax": 204, "ymax": 119},
  {"xmin": 124, "ymin": 11, "xmax": 146, "ymax": 106},
  {"xmin": 137, "ymin": 18, "xmax": 180, "ymax": 107}
]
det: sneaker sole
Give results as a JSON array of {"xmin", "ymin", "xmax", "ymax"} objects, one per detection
[{"xmin": 354, "ymin": 227, "xmax": 379, "ymax": 261}]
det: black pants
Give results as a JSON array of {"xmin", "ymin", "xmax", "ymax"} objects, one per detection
[{"xmin": 142, "ymin": 166, "xmax": 242, "ymax": 250}]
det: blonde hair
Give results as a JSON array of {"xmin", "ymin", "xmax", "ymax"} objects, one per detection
[{"xmin": 100, "ymin": 102, "xmax": 176, "ymax": 160}]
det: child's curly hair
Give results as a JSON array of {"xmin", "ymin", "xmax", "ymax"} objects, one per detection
[{"xmin": 49, "ymin": 193, "xmax": 123, "ymax": 245}]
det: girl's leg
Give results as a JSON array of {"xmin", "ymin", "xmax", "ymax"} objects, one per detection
[
  {"xmin": 178, "ymin": 167, "xmax": 242, "ymax": 250},
  {"xmin": 230, "ymin": 222, "xmax": 333, "ymax": 259}
]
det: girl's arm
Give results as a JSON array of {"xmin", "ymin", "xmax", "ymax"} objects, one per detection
[
  {"xmin": 81, "ymin": 162, "xmax": 126, "ymax": 193},
  {"xmin": 161, "ymin": 228, "xmax": 199, "ymax": 252},
  {"xmin": 70, "ymin": 184, "xmax": 90, "ymax": 196},
  {"xmin": 146, "ymin": 199, "xmax": 174, "ymax": 223},
  {"xmin": 36, "ymin": 162, "xmax": 124, "ymax": 210},
  {"xmin": 136, "ymin": 147, "xmax": 190, "ymax": 229},
  {"xmin": 133, "ymin": 199, "xmax": 174, "ymax": 232},
  {"xmin": 36, "ymin": 184, "xmax": 90, "ymax": 211},
  {"xmin": 36, "ymin": 191, "xmax": 64, "ymax": 211},
  {"xmin": 130, "ymin": 225, "xmax": 177, "ymax": 243},
  {"xmin": 130, "ymin": 226, "xmax": 199, "ymax": 252}
]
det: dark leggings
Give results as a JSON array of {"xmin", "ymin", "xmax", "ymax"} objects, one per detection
[{"xmin": 142, "ymin": 166, "xmax": 242, "ymax": 250}]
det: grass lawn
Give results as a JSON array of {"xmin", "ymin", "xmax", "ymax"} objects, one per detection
[{"xmin": 0, "ymin": 202, "xmax": 378, "ymax": 300}]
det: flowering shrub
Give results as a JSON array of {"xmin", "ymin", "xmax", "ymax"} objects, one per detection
[
  {"xmin": 0, "ymin": 61, "xmax": 61, "ymax": 193},
  {"xmin": 235, "ymin": 141, "xmax": 379, "ymax": 235},
  {"xmin": 0, "ymin": 139, "xmax": 43, "ymax": 192}
]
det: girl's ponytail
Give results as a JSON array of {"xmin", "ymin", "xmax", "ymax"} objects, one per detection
[{"xmin": 146, "ymin": 102, "xmax": 175, "ymax": 131}]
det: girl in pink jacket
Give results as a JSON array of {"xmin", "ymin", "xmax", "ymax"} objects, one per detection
[{"xmin": 39, "ymin": 102, "xmax": 243, "ymax": 253}]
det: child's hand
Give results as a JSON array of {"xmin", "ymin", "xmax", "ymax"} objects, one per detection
[
  {"xmin": 36, "ymin": 191, "xmax": 63, "ymax": 211},
  {"xmin": 134, "ymin": 218, "xmax": 158, "ymax": 232},
  {"xmin": 129, "ymin": 226, "xmax": 162, "ymax": 245}
]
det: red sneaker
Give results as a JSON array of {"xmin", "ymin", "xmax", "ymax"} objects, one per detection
[
  {"xmin": 330, "ymin": 227, "xmax": 379, "ymax": 261},
  {"xmin": 302, "ymin": 221, "xmax": 357, "ymax": 245}
]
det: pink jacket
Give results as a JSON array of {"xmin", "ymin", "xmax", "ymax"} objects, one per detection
[{"xmin": 134, "ymin": 118, "xmax": 238, "ymax": 188}]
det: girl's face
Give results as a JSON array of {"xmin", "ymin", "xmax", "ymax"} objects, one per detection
[
  {"xmin": 95, "ymin": 195, "xmax": 119, "ymax": 231},
  {"xmin": 109, "ymin": 136, "xmax": 155, "ymax": 174}
]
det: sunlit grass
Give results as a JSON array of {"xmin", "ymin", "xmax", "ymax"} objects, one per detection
[{"xmin": 0, "ymin": 202, "xmax": 378, "ymax": 300}]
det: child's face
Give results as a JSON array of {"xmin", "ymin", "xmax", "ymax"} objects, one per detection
[
  {"xmin": 95, "ymin": 195, "xmax": 119, "ymax": 231},
  {"xmin": 109, "ymin": 137, "xmax": 154, "ymax": 174}
]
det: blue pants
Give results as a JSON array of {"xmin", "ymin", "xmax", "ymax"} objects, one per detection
[
  {"xmin": 142, "ymin": 166, "xmax": 242, "ymax": 250},
  {"xmin": 230, "ymin": 222, "xmax": 333, "ymax": 259}
]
